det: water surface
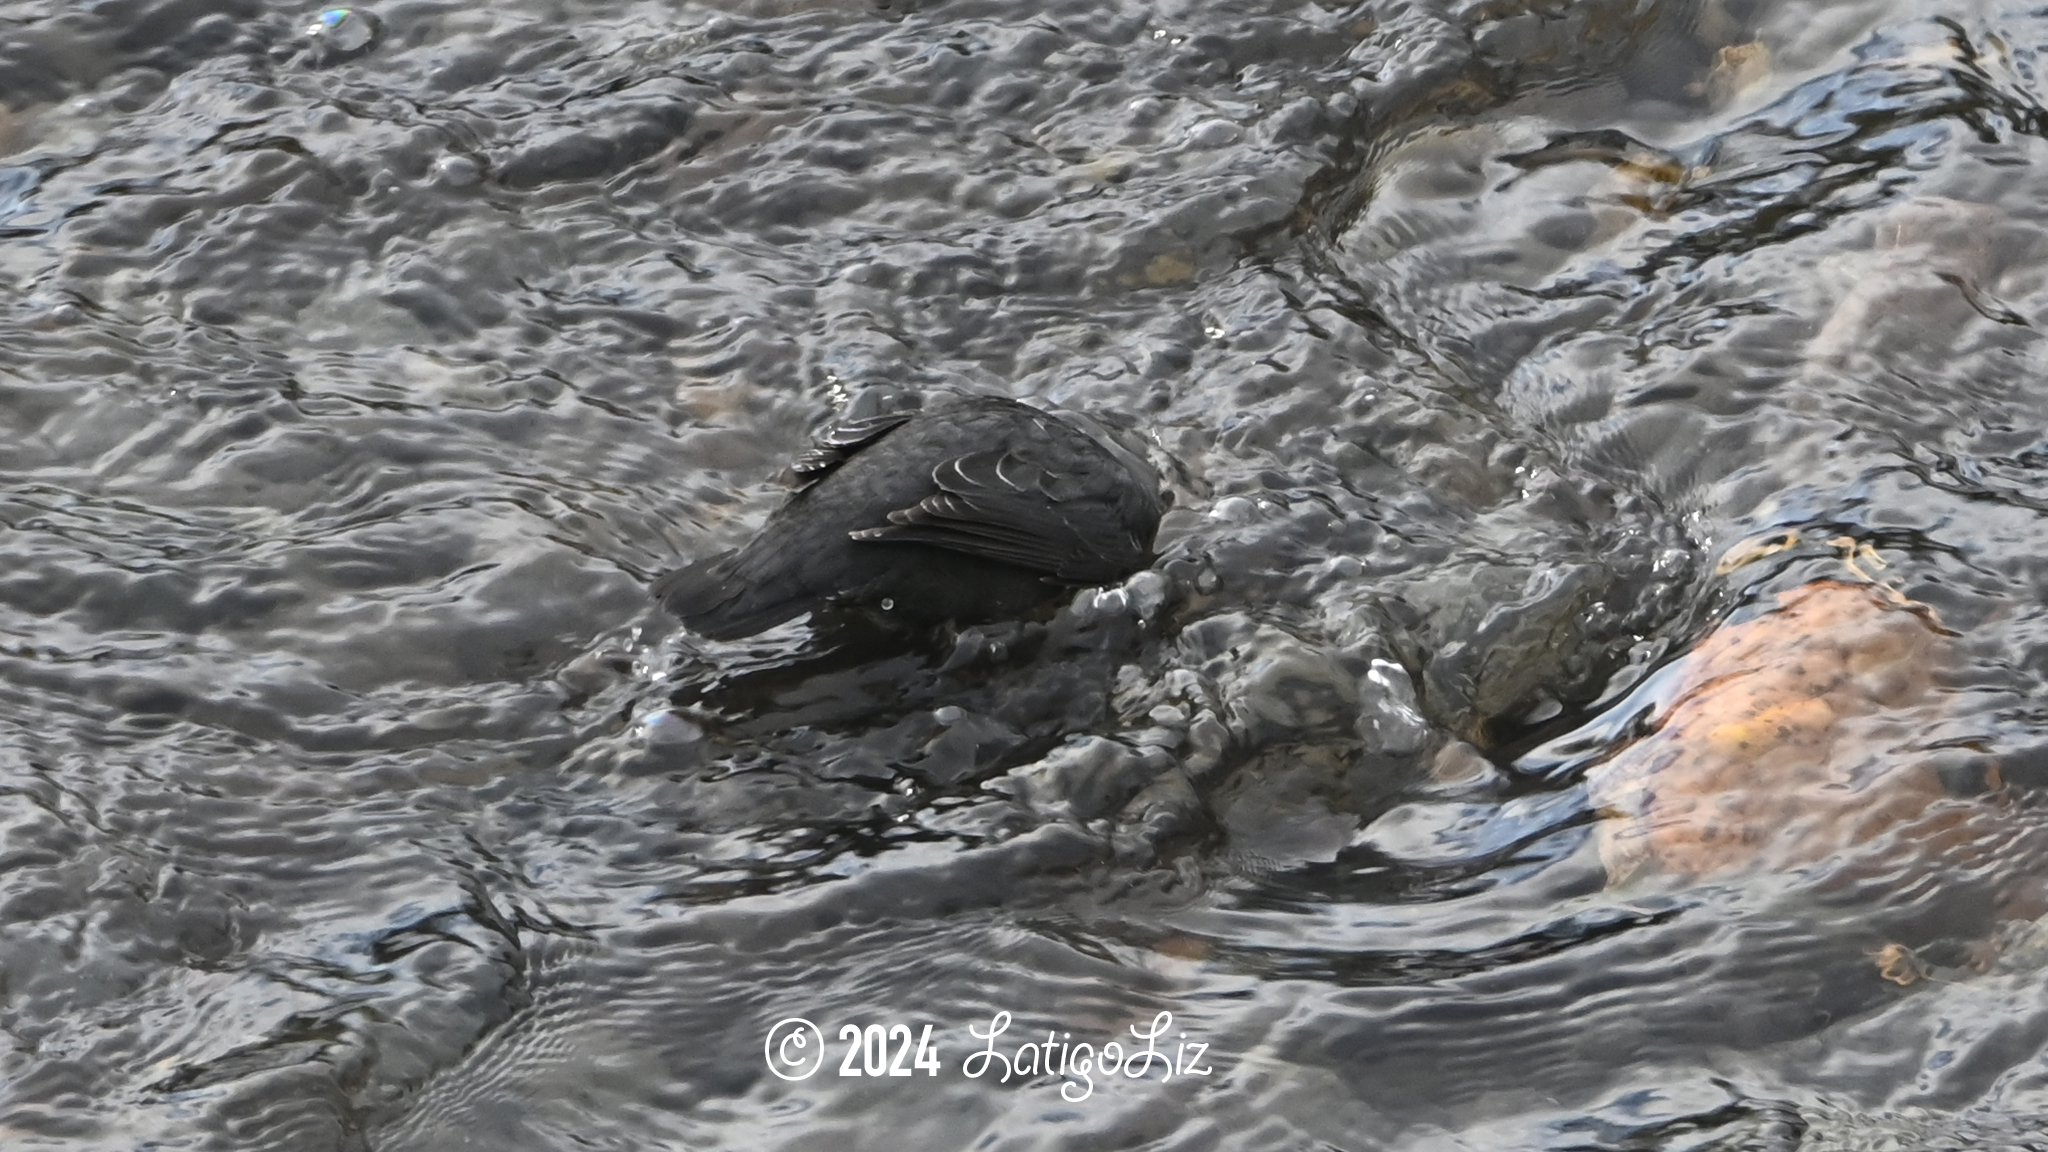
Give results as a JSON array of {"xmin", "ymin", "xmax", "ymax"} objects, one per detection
[{"xmin": 6, "ymin": 0, "xmax": 2048, "ymax": 1148}]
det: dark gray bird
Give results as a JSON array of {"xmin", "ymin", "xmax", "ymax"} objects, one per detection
[{"xmin": 653, "ymin": 391, "xmax": 1164, "ymax": 640}]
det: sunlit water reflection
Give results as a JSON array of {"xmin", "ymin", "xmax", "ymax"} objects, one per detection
[{"xmin": 5, "ymin": 1, "xmax": 2048, "ymax": 1148}]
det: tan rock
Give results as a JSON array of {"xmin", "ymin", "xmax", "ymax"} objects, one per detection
[{"xmin": 1586, "ymin": 579, "xmax": 1958, "ymax": 882}]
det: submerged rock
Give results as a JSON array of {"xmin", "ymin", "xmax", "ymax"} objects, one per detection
[{"xmin": 1585, "ymin": 578, "xmax": 1965, "ymax": 882}]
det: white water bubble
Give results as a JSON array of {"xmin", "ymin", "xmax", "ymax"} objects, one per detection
[
  {"xmin": 1187, "ymin": 119, "xmax": 1241, "ymax": 148},
  {"xmin": 639, "ymin": 710, "xmax": 704, "ymax": 748},
  {"xmin": 305, "ymin": 8, "xmax": 381, "ymax": 66},
  {"xmin": 433, "ymin": 154, "xmax": 482, "ymax": 187}
]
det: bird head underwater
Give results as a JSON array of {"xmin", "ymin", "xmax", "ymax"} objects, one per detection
[{"xmin": 652, "ymin": 389, "xmax": 1166, "ymax": 640}]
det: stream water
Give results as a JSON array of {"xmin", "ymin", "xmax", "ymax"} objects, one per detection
[{"xmin": 7, "ymin": 0, "xmax": 2048, "ymax": 1148}]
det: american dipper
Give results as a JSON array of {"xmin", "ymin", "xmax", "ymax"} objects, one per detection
[{"xmin": 654, "ymin": 391, "xmax": 1164, "ymax": 640}]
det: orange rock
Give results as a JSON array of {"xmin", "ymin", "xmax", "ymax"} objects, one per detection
[{"xmin": 1586, "ymin": 579, "xmax": 1959, "ymax": 882}]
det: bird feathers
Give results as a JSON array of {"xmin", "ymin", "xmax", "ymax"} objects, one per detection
[{"xmin": 653, "ymin": 392, "xmax": 1163, "ymax": 638}]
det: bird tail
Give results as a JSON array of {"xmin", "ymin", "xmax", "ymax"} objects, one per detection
[{"xmin": 651, "ymin": 550, "xmax": 812, "ymax": 640}]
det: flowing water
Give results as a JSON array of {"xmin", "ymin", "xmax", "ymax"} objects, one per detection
[{"xmin": 7, "ymin": 0, "xmax": 2048, "ymax": 1148}]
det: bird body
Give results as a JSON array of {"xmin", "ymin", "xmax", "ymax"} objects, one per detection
[{"xmin": 654, "ymin": 393, "xmax": 1163, "ymax": 639}]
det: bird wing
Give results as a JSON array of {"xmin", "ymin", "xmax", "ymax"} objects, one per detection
[
  {"xmin": 849, "ymin": 446, "xmax": 1154, "ymax": 583},
  {"xmin": 789, "ymin": 409, "xmax": 917, "ymax": 488}
]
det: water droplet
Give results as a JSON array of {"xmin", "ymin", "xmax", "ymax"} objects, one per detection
[
  {"xmin": 434, "ymin": 154, "xmax": 481, "ymax": 187},
  {"xmin": 880, "ymin": 598, "xmax": 895, "ymax": 610},
  {"xmin": 1186, "ymin": 119, "xmax": 1241, "ymax": 148},
  {"xmin": 304, "ymin": 8, "xmax": 381, "ymax": 67},
  {"xmin": 639, "ymin": 710, "xmax": 704, "ymax": 747}
]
